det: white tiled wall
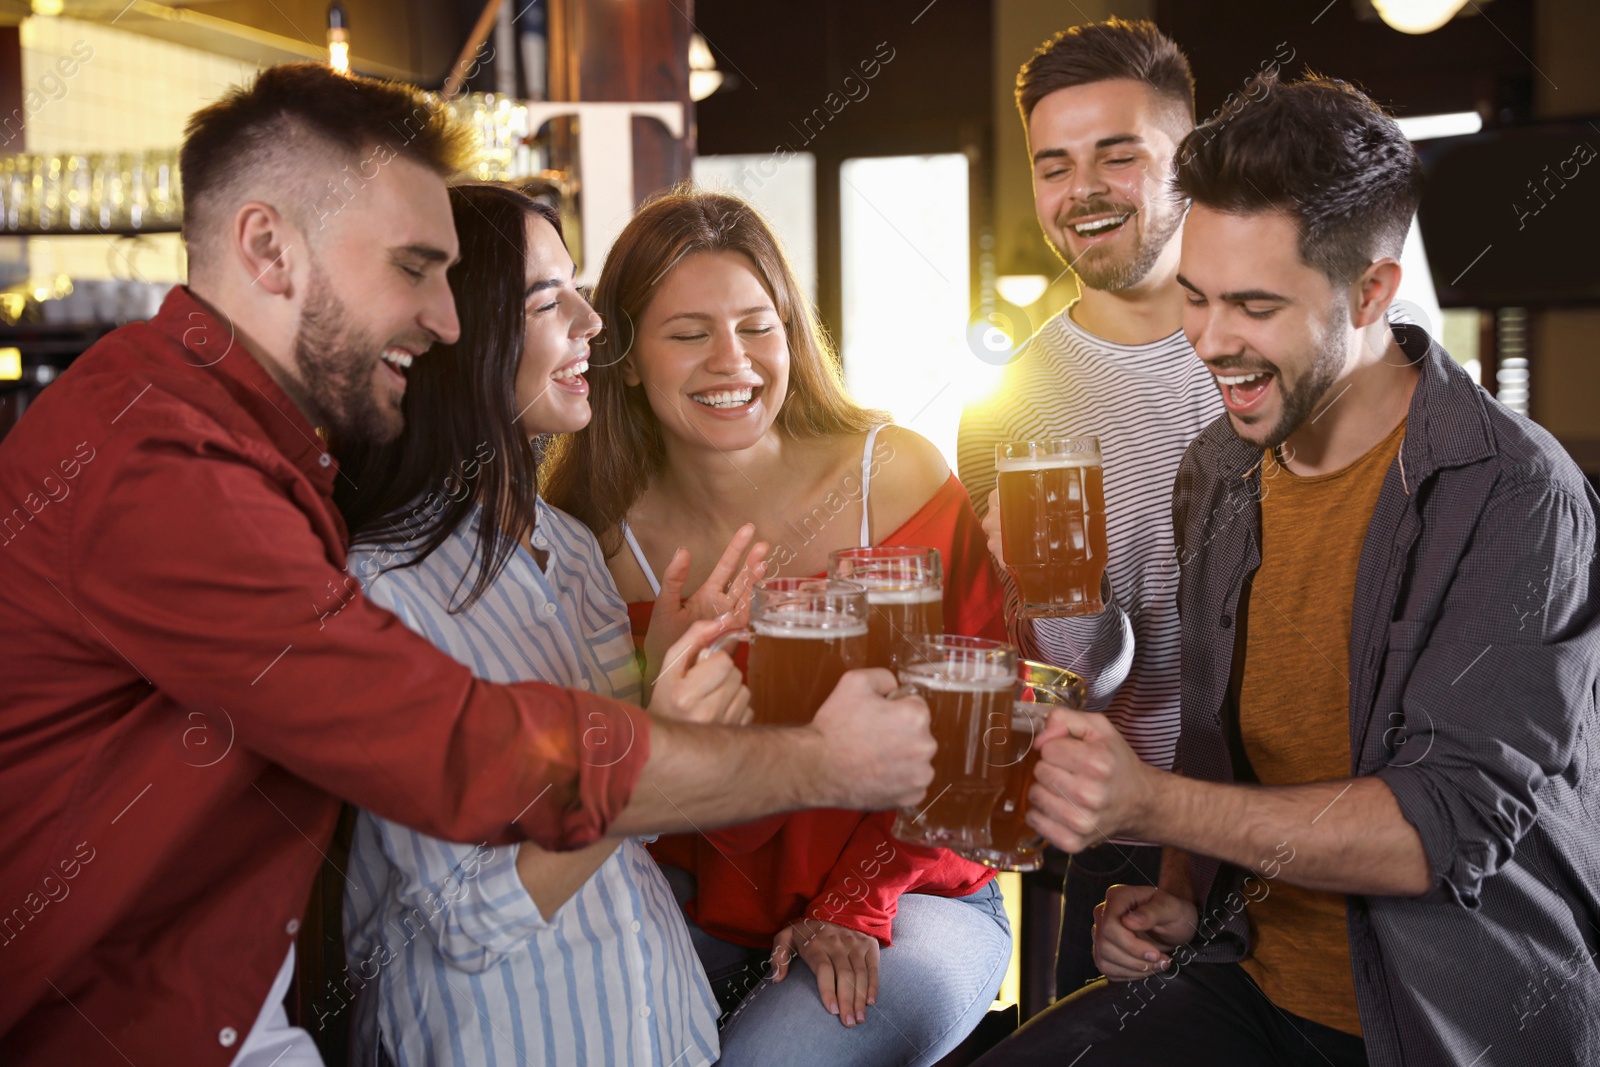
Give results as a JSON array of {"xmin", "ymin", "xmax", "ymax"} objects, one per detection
[{"xmin": 17, "ymin": 15, "xmax": 263, "ymax": 283}]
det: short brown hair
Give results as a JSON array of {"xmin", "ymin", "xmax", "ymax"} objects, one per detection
[
  {"xmin": 1016, "ymin": 18, "xmax": 1195, "ymax": 127},
  {"xmin": 1175, "ymin": 72, "xmax": 1423, "ymax": 284},
  {"xmin": 180, "ymin": 63, "xmax": 474, "ymax": 264},
  {"xmin": 543, "ymin": 188, "xmax": 883, "ymax": 554}
]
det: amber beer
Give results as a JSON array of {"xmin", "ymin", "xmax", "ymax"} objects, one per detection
[
  {"xmin": 996, "ymin": 438, "xmax": 1108, "ymax": 617},
  {"xmin": 892, "ymin": 636, "xmax": 1016, "ymax": 849},
  {"xmin": 829, "ymin": 547, "xmax": 944, "ymax": 671},
  {"xmin": 746, "ymin": 611, "xmax": 869, "ymax": 726},
  {"xmin": 861, "ymin": 586, "xmax": 944, "ymax": 670},
  {"xmin": 964, "ymin": 660, "xmax": 1085, "ymax": 871},
  {"xmin": 710, "ymin": 578, "xmax": 870, "ymax": 726}
]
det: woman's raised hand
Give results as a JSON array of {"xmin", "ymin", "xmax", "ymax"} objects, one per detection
[
  {"xmin": 642, "ymin": 523, "xmax": 769, "ymax": 685},
  {"xmin": 646, "ymin": 619, "xmax": 752, "ymax": 726}
]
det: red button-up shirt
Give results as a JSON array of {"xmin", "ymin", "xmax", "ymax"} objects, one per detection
[{"xmin": 0, "ymin": 288, "xmax": 651, "ymax": 1064}]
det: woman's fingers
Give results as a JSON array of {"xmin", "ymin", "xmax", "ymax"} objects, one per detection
[
  {"xmin": 810, "ymin": 953, "xmax": 840, "ymax": 1018},
  {"xmin": 701, "ymin": 523, "xmax": 755, "ymax": 598},
  {"xmin": 704, "ymin": 663, "xmax": 748, "ymax": 724},
  {"xmin": 726, "ymin": 686, "xmax": 753, "ymax": 726},
  {"xmin": 660, "ymin": 621, "xmax": 726, "ymax": 685},
  {"xmin": 865, "ymin": 945, "xmax": 879, "ymax": 1009},
  {"xmin": 847, "ymin": 944, "xmax": 871, "ymax": 1024},
  {"xmin": 770, "ymin": 928, "xmax": 794, "ymax": 983},
  {"xmin": 653, "ymin": 546, "xmax": 691, "ymax": 615},
  {"xmin": 724, "ymin": 543, "xmax": 770, "ymax": 612}
]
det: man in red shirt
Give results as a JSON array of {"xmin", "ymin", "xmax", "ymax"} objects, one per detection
[{"xmin": 0, "ymin": 64, "xmax": 934, "ymax": 1065}]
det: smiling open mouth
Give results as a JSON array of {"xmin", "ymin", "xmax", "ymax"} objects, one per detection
[
  {"xmin": 690, "ymin": 385, "xmax": 761, "ymax": 410},
  {"xmin": 1214, "ymin": 370, "xmax": 1274, "ymax": 409},
  {"xmin": 379, "ymin": 347, "xmax": 414, "ymax": 385},
  {"xmin": 552, "ymin": 359, "xmax": 588, "ymax": 383},
  {"xmin": 1070, "ymin": 213, "xmax": 1131, "ymax": 238}
]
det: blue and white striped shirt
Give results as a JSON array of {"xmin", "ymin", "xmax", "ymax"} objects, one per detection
[{"xmin": 342, "ymin": 498, "xmax": 720, "ymax": 1067}]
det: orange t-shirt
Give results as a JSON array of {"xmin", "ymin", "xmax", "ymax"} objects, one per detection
[{"xmin": 1236, "ymin": 418, "xmax": 1406, "ymax": 1036}]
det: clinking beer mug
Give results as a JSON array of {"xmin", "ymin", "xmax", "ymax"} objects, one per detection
[
  {"xmin": 889, "ymin": 635, "xmax": 1016, "ymax": 849},
  {"xmin": 959, "ymin": 659, "xmax": 1086, "ymax": 872},
  {"xmin": 827, "ymin": 545, "xmax": 944, "ymax": 672},
  {"xmin": 704, "ymin": 577, "xmax": 870, "ymax": 726}
]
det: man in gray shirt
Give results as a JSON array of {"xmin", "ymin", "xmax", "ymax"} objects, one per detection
[{"xmin": 978, "ymin": 72, "xmax": 1599, "ymax": 1067}]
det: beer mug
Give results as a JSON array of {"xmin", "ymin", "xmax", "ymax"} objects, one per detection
[
  {"xmin": 960, "ymin": 659, "xmax": 1085, "ymax": 872},
  {"xmin": 828, "ymin": 546, "xmax": 944, "ymax": 671},
  {"xmin": 996, "ymin": 438, "xmax": 1108, "ymax": 617},
  {"xmin": 707, "ymin": 577, "xmax": 869, "ymax": 726},
  {"xmin": 890, "ymin": 635, "xmax": 1016, "ymax": 849}
]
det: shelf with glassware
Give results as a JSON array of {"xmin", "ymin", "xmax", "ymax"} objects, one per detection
[{"xmin": 2, "ymin": 149, "xmax": 183, "ymax": 236}]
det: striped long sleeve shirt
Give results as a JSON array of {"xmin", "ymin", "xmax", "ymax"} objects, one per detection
[
  {"xmin": 957, "ymin": 308, "xmax": 1222, "ymax": 772},
  {"xmin": 342, "ymin": 499, "xmax": 720, "ymax": 1067}
]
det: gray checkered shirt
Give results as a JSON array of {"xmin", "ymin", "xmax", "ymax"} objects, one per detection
[{"xmin": 1172, "ymin": 323, "xmax": 1600, "ymax": 1066}]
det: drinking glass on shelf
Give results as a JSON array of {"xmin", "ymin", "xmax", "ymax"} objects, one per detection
[
  {"xmin": 34, "ymin": 154, "xmax": 63, "ymax": 232},
  {"xmin": 91, "ymin": 153, "xmax": 120, "ymax": 230},
  {"xmin": 147, "ymin": 149, "xmax": 179, "ymax": 224},
  {"xmin": 828, "ymin": 546, "xmax": 943, "ymax": 672},
  {"xmin": 64, "ymin": 154, "xmax": 93, "ymax": 231},
  {"xmin": 891, "ymin": 634, "xmax": 1016, "ymax": 849},
  {"xmin": 705, "ymin": 577, "xmax": 870, "ymax": 726},
  {"xmin": 996, "ymin": 437, "xmax": 1109, "ymax": 617},
  {"xmin": 122, "ymin": 152, "xmax": 148, "ymax": 230},
  {"xmin": 960, "ymin": 659, "xmax": 1085, "ymax": 872},
  {"xmin": 0, "ymin": 155, "xmax": 19, "ymax": 230}
]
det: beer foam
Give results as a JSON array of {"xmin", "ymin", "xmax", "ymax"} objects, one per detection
[
  {"xmin": 899, "ymin": 662, "xmax": 1013, "ymax": 692},
  {"xmin": 995, "ymin": 456, "xmax": 1100, "ymax": 473},
  {"xmin": 861, "ymin": 584, "xmax": 943, "ymax": 605},
  {"xmin": 753, "ymin": 611, "xmax": 868, "ymax": 639}
]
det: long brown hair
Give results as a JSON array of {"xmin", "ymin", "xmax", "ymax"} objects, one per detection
[{"xmin": 543, "ymin": 187, "xmax": 882, "ymax": 555}]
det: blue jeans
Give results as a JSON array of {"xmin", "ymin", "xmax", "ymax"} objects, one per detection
[{"xmin": 662, "ymin": 868, "xmax": 1011, "ymax": 1067}]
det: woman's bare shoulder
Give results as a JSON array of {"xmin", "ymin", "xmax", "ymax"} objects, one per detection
[{"xmin": 867, "ymin": 425, "xmax": 951, "ymax": 531}]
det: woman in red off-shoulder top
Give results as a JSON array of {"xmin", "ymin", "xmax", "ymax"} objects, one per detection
[{"xmin": 544, "ymin": 189, "xmax": 1012, "ymax": 1067}]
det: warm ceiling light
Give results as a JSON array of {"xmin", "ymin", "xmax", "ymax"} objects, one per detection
[
  {"xmin": 996, "ymin": 274, "xmax": 1050, "ymax": 307},
  {"xmin": 688, "ymin": 33, "xmax": 723, "ymax": 102},
  {"xmin": 1395, "ymin": 110, "xmax": 1483, "ymax": 140},
  {"xmin": 1372, "ymin": 0, "xmax": 1470, "ymax": 34},
  {"xmin": 327, "ymin": 1, "xmax": 351, "ymax": 74},
  {"xmin": 31, "ymin": 0, "xmax": 66, "ymax": 15}
]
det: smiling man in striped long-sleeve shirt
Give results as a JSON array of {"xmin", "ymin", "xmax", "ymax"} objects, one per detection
[{"xmin": 957, "ymin": 19, "xmax": 1221, "ymax": 997}]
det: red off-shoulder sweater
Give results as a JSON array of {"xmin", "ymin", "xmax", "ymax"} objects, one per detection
[{"xmin": 627, "ymin": 473, "xmax": 1007, "ymax": 947}]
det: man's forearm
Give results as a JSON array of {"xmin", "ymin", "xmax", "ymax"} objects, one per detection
[
  {"xmin": 606, "ymin": 719, "xmax": 824, "ymax": 838},
  {"xmin": 1137, "ymin": 774, "xmax": 1430, "ymax": 897},
  {"xmin": 1157, "ymin": 845, "xmax": 1194, "ymax": 903}
]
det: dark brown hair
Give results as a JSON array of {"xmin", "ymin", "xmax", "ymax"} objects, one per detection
[
  {"xmin": 1016, "ymin": 18, "xmax": 1195, "ymax": 126},
  {"xmin": 1175, "ymin": 72, "xmax": 1423, "ymax": 284},
  {"xmin": 543, "ymin": 188, "xmax": 883, "ymax": 555},
  {"xmin": 181, "ymin": 62, "xmax": 474, "ymax": 260},
  {"xmin": 335, "ymin": 184, "xmax": 562, "ymax": 611}
]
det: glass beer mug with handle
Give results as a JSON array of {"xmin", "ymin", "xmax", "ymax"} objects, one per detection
[
  {"xmin": 995, "ymin": 438, "xmax": 1108, "ymax": 617},
  {"xmin": 703, "ymin": 577, "xmax": 870, "ymax": 726},
  {"xmin": 828, "ymin": 545, "xmax": 943, "ymax": 672},
  {"xmin": 960, "ymin": 659, "xmax": 1086, "ymax": 872},
  {"xmin": 890, "ymin": 635, "xmax": 1016, "ymax": 849}
]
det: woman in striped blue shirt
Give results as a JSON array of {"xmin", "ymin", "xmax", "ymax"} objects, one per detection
[{"xmin": 334, "ymin": 183, "xmax": 766, "ymax": 1067}]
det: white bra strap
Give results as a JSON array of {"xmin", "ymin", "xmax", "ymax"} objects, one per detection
[
  {"xmin": 620, "ymin": 520, "xmax": 661, "ymax": 597},
  {"xmin": 859, "ymin": 423, "xmax": 886, "ymax": 547}
]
